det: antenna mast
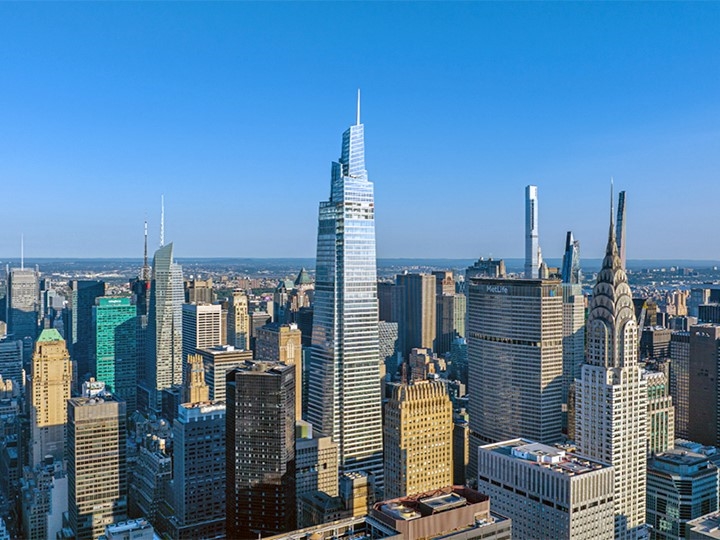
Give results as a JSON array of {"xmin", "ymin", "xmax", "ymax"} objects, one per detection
[{"xmin": 160, "ymin": 195, "xmax": 165, "ymax": 248}]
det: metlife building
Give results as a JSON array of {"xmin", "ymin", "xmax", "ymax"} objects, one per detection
[{"xmin": 467, "ymin": 278, "xmax": 564, "ymax": 478}]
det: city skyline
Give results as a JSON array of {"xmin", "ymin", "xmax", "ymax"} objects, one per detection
[{"xmin": 1, "ymin": 3, "xmax": 719, "ymax": 260}]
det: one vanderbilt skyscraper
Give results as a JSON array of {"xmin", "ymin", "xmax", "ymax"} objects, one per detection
[{"xmin": 307, "ymin": 92, "xmax": 384, "ymax": 489}]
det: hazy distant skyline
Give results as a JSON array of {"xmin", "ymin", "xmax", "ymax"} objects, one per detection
[{"xmin": 1, "ymin": 3, "xmax": 718, "ymax": 261}]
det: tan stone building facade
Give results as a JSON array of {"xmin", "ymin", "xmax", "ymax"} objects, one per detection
[
  {"xmin": 30, "ymin": 329, "xmax": 72, "ymax": 466},
  {"xmin": 383, "ymin": 380, "xmax": 452, "ymax": 500}
]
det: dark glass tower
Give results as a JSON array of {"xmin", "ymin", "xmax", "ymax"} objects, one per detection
[
  {"xmin": 68, "ymin": 280, "xmax": 106, "ymax": 380},
  {"xmin": 226, "ymin": 361, "xmax": 296, "ymax": 538}
]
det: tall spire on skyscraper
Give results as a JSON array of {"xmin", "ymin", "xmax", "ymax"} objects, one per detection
[
  {"xmin": 356, "ymin": 88, "xmax": 361, "ymax": 125},
  {"xmin": 307, "ymin": 95, "xmax": 383, "ymax": 489},
  {"xmin": 576, "ymin": 187, "xmax": 647, "ymax": 538},
  {"xmin": 160, "ymin": 195, "xmax": 165, "ymax": 248},
  {"xmin": 141, "ymin": 220, "xmax": 151, "ymax": 281},
  {"xmin": 20, "ymin": 234, "xmax": 24, "ymax": 270}
]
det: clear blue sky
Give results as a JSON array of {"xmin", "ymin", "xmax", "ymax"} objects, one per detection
[{"xmin": 1, "ymin": 2, "xmax": 718, "ymax": 260}]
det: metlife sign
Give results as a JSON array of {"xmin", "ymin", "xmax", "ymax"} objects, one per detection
[{"xmin": 486, "ymin": 285, "xmax": 509, "ymax": 295}]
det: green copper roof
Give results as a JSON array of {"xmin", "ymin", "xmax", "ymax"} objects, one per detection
[
  {"xmin": 294, "ymin": 268, "xmax": 312, "ymax": 286},
  {"xmin": 37, "ymin": 329, "xmax": 64, "ymax": 343}
]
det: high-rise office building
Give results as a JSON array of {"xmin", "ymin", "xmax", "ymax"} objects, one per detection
[
  {"xmin": 645, "ymin": 369, "xmax": 675, "ymax": 455},
  {"xmin": 196, "ymin": 345, "xmax": 252, "ymax": 402},
  {"xmin": 183, "ymin": 277, "xmax": 214, "ymax": 304},
  {"xmin": 698, "ymin": 304, "xmax": 720, "ymax": 325},
  {"xmin": 68, "ymin": 390, "xmax": 127, "ymax": 539},
  {"xmin": 227, "ymin": 290, "xmax": 250, "ymax": 350},
  {"xmin": 296, "ymin": 427, "xmax": 340, "ymax": 526},
  {"xmin": 647, "ymin": 445, "xmax": 720, "ymax": 540},
  {"xmin": 93, "ymin": 296, "xmax": 137, "ymax": 413},
  {"xmin": 181, "ymin": 304, "xmax": 221, "ymax": 355},
  {"xmin": 669, "ymin": 331, "xmax": 690, "ymax": 439},
  {"xmin": 185, "ymin": 353, "xmax": 209, "ymax": 404},
  {"xmin": 248, "ymin": 310, "xmax": 271, "ymax": 349},
  {"xmin": 288, "ymin": 269, "xmax": 314, "ymax": 322},
  {"xmin": 616, "ymin": 190, "xmax": 627, "ymax": 269},
  {"xmin": 395, "ymin": 273, "xmax": 437, "ymax": 358},
  {"xmin": 383, "ymin": 380, "xmax": 453, "ymax": 500},
  {"xmin": 432, "ymin": 271, "xmax": 455, "ymax": 296},
  {"xmin": 6, "ymin": 265, "xmax": 40, "ymax": 357},
  {"xmin": 226, "ymin": 361, "xmax": 296, "ymax": 538},
  {"xmin": 143, "ymin": 243, "xmax": 183, "ymax": 412},
  {"xmin": 30, "ymin": 329, "xmax": 72, "ymax": 466},
  {"xmin": 467, "ymin": 277, "xmax": 564, "ymax": 450},
  {"xmin": 641, "ymin": 327, "xmax": 673, "ymax": 361},
  {"xmin": 477, "ymin": 439, "xmax": 614, "ymax": 540},
  {"xmin": 181, "ymin": 303, "xmax": 222, "ymax": 376},
  {"xmin": 436, "ymin": 288, "xmax": 466, "ymax": 356},
  {"xmin": 575, "ymin": 197, "xmax": 648, "ymax": 539},
  {"xmin": 130, "ymin": 223, "xmax": 152, "ymax": 409},
  {"xmin": 0, "ymin": 338, "xmax": 23, "ymax": 389},
  {"xmin": 256, "ymin": 322, "xmax": 303, "ymax": 422},
  {"xmin": 453, "ymin": 410, "xmax": 470, "ymax": 486},
  {"xmin": 307, "ymin": 98, "xmax": 384, "ymax": 486},
  {"xmin": 377, "ymin": 281, "xmax": 395, "ymax": 323},
  {"xmin": 561, "ymin": 231, "xmax": 582, "ymax": 285},
  {"xmin": 465, "ymin": 257, "xmax": 507, "ymax": 280},
  {"xmin": 688, "ymin": 285, "xmax": 720, "ymax": 319},
  {"xmin": 20, "ymin": 459, "xmax": 68, "ymax": 540},
  {"xmin": 68, "ymin": 280, "xmax": 106, "ymax": 380},
  {"xmin": 127, "ymin": 435, "xmax": 171, "ymax": 526},
  {"xmin": 524, "ymin": 185, "xmax": 540, "ymax": 279},
  {"xmin": 378, "ymin": 321, "xmax": 399, "ymax": 379},
  {"xmin": 561, "ymin": 232, "xmax": 585, "ymax": 434},
  {"xmin": 168, "ymin": 402, "xmax": 226, "ymax": 539},
  {"xmin": 273, "ymin": 280, "xmax": 291, "ymax": 324},
  {"xmin": 687, "ymin": 324, "xmax": 720, "ymax": 446}
]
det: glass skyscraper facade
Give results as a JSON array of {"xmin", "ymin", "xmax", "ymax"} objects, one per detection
[
  {"xmin": 68, "ymin": 280, "xmax": 106, "ymax": 381},
  {"xmin": 307, "ymin": 104, "xmax": 384, "ymax": 488},
  {"xmin": 6, "ymin": 266, "xmax": 40, "ymax": 358},
  {"xmin": 144, "ymin": 242, "xmax": 183, "ymax": 412},
  {"xmin": 93, "ymin": 296, "xmax": 137, "ymax": 412}
]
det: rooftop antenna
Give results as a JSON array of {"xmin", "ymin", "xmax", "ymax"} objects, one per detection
[
  {"xmin": 356, "ymin": 88, "xmax": 361, "ymax": 125},
  {"xmin": 20, "ymin": 234, "xmax": 24, "ymax": 270},
  {"xmin": 142, "ymin": 219, "xmax": 151, "ymax": 281},
  {"xmin": 160, "ymin": 195, "xmax": 165, "ymax": 248}
]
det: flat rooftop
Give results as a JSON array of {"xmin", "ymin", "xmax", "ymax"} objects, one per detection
[
  {"xmin": 376, "ymin": 486, "xmax": 489, "ymax": 520},
  {"xmin": 653, "ymin": 448, "xmax": 709, "ymax": 466},
  {"xmin": 688, "ymin": 512, "xmax": 720, "ymax": 539},
  {"xmin": 483, "ymin": 438, "xmax": 609, "ymax": 476}
]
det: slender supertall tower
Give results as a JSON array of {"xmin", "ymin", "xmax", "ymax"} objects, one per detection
[
  {"xmin": 616, "ymin": 189, "xmax": 627, "ymax": 269},
  {"xmin": 307, "ymin": 93, "xmax": 384, "ymax": 488},
  {"xmin": 561, "ymin": 232, "xmax": 581, "ymax": 285},
  {"xmin": 561, "ymin": 232, "xmax": 585, "ymax": 434},
  {"xmin": 524, "ymin": 185, "xmax": 540, "ymax": 279},
  {"xmin": 575, "ymin": 189, "xmax": 647, "ymax": 539}
]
